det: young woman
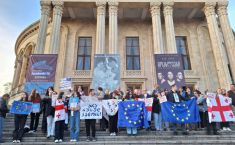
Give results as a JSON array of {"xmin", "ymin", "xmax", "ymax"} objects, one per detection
[
  {"xmin": 29, "ymin": 89, "xmax": 41, "ymax": 133},
  {"xmin": 109, "ymin": 91, "xmax": 119, "ymax": 136},
  {"xmin": 69, "ymin": 91, "xmax": 80, "ymax": 142},
  {"xmin": 124, "ymin": 90, "xmax": 138, "ymax": 136},
  {"xmin": 43, "ymin": 87, "xmax": 55, "ymax": 138},
  {"xmin": 152, "ymin": 91, "xmax": 162, "ymax": 135},
  {"xmin": 53, "ymin": 92, "xmax": 66, "ymax": 143},
  {"xmin": 12, "ymin": 92, "xmax": 29, "ymax": 143}
]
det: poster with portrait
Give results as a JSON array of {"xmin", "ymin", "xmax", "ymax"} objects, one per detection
[
  {"xmin": 91, "ymin": 54, "xmax": 120, "ymax": 92},
  {"xmin": 155, "ymin": 54, "xmax": 185, "ymax": 90}
]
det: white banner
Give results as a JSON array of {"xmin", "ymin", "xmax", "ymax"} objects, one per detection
[
  {"xmin": 80, "ymin": 101, "xmax": 102, "ymax": 119},
  {"xmin": 102, "ymin": 99, "xmax": 120, "ymax": 116},
  {"xmin": 60, "ymin": 77, "xmax": 72, "ymax": 90},
  {"xmin": 138, "ymin": 98, "xmax": 153, "ymax": 111}
]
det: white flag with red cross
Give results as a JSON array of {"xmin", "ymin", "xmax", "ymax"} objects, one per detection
[
  {"xmin": 207, "ymin": 93, "xmax": 235, "ymax": 123},
  {"xmin": 54, "ymin": 99, "xmax": 66, "ymax": 122}
]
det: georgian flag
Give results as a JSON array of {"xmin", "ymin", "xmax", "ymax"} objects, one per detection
[
  {"xmin": 207, "ymin": 93, "xmax": 235, "ymax": 123},
  {"xmin": 54, "ymin": 99, "xmax": 66, "ymax": 122}
]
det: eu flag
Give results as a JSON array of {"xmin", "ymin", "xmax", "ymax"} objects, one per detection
[
  {"xmin": 118, "ymin": 101, "xmax": 149, "ymax": 128},
  {"xmin": 10, "ymin": 101, "xmax": 33, "ymax": 115},
  {"xmin": 161, "ymin": 98, "xmax": 200, "ymax": 124}
]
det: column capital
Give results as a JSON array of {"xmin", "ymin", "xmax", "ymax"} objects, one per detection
[
  {"xmin": 150, "ymin": 1, "xmax": 161, "ymax": 16},
  {"xmin": 96, "ymin": 0, "xmax": 106, "ymax": 15},
  {"xmin": 40, "ymin": 1, "xmax": 51, "ymax": 16},
  {"xmin": 108, "ymin": 0, "xmax": 118, "ymax": 6},
  {"xmin": 108, "ymin": 0, "xmax": 118, "ymax": 15},
  {"xmin": 163, "ymin": 1, "xmax": 174, "ymax": 16},
  {"xmin": 204, "ymin": 2, "xmax": 216, "ymax": 17},
  {"xmin": 52, "ymin": 1, "xmax": 64, "ymax": 16},
  {"xmin": 217, "ymin": 1, "xmax": 228, "ymax": 16}
]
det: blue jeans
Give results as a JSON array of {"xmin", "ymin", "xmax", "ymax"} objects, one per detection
[
  {"xmin": 153, "ymin": 113, "xmax": 162, "ymax": 130},
  {"xmin": 0, "ymin": 117, "xmax": 4, "ymax": 142},
  {"xmin": 127, "ymin": 127, "xmax": 137, "ymax": 135},
  {"xmin": 70, "ymin": 111, "xmax": 80, "ymax": 140}
]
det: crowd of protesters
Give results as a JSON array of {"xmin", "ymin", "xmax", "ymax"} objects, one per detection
[{"xmin": 0, "ymin": 83, "xmax": 235, "ymax": 143}]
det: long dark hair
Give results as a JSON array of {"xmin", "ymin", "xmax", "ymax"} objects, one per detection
[
  {"xmin": 45, "ymin": 86, "xmax": 54, "ymax": 96},
  {"xmin": 20, "ymin": 92, "xmax": 29, "ymax": 102}
]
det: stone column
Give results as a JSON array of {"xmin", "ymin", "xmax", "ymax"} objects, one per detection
[
  {"xmin": 18, "ymin": 55, "xmax": 28, "ymax": 85},
  {"xmin": 49, "ymin": 1, "xmax": 64, "ymax": 54},
  {"xmin": 150, "ymin": 0, "xmax": 164, "ymax": 54},
  {"xmin": 35, "ymin": 1, "xmax": 51, "ymax": 54},
  {"xmin": 217, "ymin": 1, "xmax": 235, "ymax": 82},
  {"xmin": 12, "ymin": 59, "xmax": 21, "ymax": 88},
  {"xmin": 163, "ymin": 1, "xmax": 177, "ymax": 53},
  {"xmin": 204, "ymin": 2, "xmax": 231, "ymax": 87},
  {"xmin": 96, "ymin": 0, "xmax": 106, "ymax": 54},
  {"xmin": 108, "ymin": 1, "xmax": 118, "ymax": 54}
]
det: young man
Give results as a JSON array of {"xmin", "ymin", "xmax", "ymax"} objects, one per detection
[{"xmin": 0, "ymin": 94, "xmax": 10, "ymax": 143}]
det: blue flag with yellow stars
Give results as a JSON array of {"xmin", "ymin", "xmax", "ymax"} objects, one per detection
[
  {"xmin": 10, "ymin": 101, "xmax": 33, "ymax": 115},
  {"xmin": 161, "ymin": 98, "xmax": 200, "ymax": 124},
  {"xmin": 118, "ymin": 101, "xmax": 149, "ymax": 128}
]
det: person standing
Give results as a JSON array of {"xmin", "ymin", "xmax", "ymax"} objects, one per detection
[
  {"xmin": 108, "ymin": 91, "xmax": 119, "ymax": 136},
  {"xmin": 82, "ymin": 89, "xmax": 97, "ymax": 142},
  {"xmin": 166, "ymin": 84, "xmax": 188, "ymax": 135},
  {"xmin": 69, "ymin": 91, "xmax": 80, "ymax": 142},
  {"xmin": 228, "ymin": 84, "xmax": 235, "ymax": 113},
  {"xmin": 0, "ymin": 94, "xmax": 10, "ymax": 143},
  {"xmin": 29, "ymin": 89, "xmax": 41, "ymax": 133},
  {"xmin": 12, "ymin": 92, "xmax": 29, "ymax": 143},
  {"xmin": 53, "ymin": 92, "xmax": 66, "ymax": 143},
  {"xmin": 141, "ymin": 89, "xmax": 152, "ymax": 131},
  {"xmin": 43, "ymin": 87, "xmax": 55, "ymax": 138},
  {"xmin": 152, "ymin": 91, "xmax": 162, "ymax": 135}
]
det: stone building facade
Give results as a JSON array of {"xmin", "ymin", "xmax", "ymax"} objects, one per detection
[{"xmin": 10, "ymin": 0, "xmax": 235, "ymax": 97}]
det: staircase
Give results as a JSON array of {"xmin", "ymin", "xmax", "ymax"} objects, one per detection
[{"xmin": 2, "ymin": 113, "xmax": 235, "ymax": 145}]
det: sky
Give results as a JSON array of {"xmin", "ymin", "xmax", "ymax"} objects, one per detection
[{"xmin": 0, "ymin": 0, "xmax": 234, "ymax": 96}]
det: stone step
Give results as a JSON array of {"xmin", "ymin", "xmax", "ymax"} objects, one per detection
[{"xmin": 2, "ymin": 140, "xmax": 235, "ymax": 145}]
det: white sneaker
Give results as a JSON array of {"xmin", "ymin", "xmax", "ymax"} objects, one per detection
[
  {"xmin": 74, "ymin": 139, "xmax": 77, "ymax": 142},
  {"xmin": 222, "ymin": 127, "xmax": 227, "ymax": 131},
  {"xmin": 29, "ymin": 130, "xmax": 34, "ymax": 133},
  {"xmin": 54, "ymin": 140, "xmax": 59, "ymax": 143},
  {"xmin": 16, "ymin": 140, "xmax": 21, "ymax": 143},
  {"xmin": 59, "ymin": 139, "xmax": 63, "ymax": 142},
  {"xmin": 113, "ymin": 132, "xmax": 116, "ymax": 136},
  {"xmin": 227, "ymin": 128, "xmax": 232, "ymax": 131},
  {"xmin": 12, "ymin": 140, "xmax": 17, "ymax": 143},
  {"xmin": 110, "ymin": 133, "xmax": 113, "ymax": 136},
  {"xmin": 70, "ymin": 139, "xmax": 74, "ymax": 142}
]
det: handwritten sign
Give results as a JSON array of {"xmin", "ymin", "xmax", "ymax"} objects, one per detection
[
  {"xmin": 80, "ymin": 101, "xmax": 102, "ymax": 119},
  {"xmin": 102, "ymin": 99, "xmax": 120, "ymax": 116},
  {"xmin": 10, "ymin": 101, "xmax": 33, "ymax": 115},
  {"xmin": 159, "ymin": 96, "xmax": 167, "ymax": 104}
]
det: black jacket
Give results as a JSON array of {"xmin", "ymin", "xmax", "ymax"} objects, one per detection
[
  {"xmin": 152, "ymin": 97, "xmax": 161, "ymax": 114},
  {"xmin": 166, "ymin": 90, "xmax": 188, "ymax": 103},
  {"xmin": 0, "ymin": 98, "xmax": 9, "ymax": 118},
  {"xmin": 42, "ymin": 97, "xmax": 55, "ymax": 117}
]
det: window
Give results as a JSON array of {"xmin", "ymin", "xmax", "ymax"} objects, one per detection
[
  {"xmin": 76, "ymin": 37, "xmax": 92, "ymax": 70},
  {"xmin": 74, "ymin": 84, "xmax": 90, "ymax": 96},
  {"xmin": 176, "ymin": 36, "xmax": 191, "ymax": 70},
  {"xmin": 126, "ymin": 37, "xmax": 140, "ymax": 70},
  {"xmin": 126, "ymin": 84, "xmax": 142, "ymax": 91}
]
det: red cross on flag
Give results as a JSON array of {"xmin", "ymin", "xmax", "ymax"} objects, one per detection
[
  {"xmin": 54, "ymin": 99, "xmax": 66, "ymax": 122},
  {"xmin": 207, "ymin": 93, "xmax": 235, "ymax": 123}
]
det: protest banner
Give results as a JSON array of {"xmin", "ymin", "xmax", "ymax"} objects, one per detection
[
  {"xmin": 102, "ymin": 99, "xmax": 120, "ymax": 116},
  {"xmin": 80, "ymin": 101, "xmax": 102, "ymax": 119},
  {"xmin": 155, "ymin": 54, "xmax": 185, "ymax": 90},
  {"xmin": 60, "ymin": 77, "xmax": 72, "ymax": 91},
  {"xmin": 10, "ymin": 101, "xmax": 33, "ymax": 115}
]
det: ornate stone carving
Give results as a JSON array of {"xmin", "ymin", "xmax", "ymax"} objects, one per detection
[
  {"xmin": 125, "ymin": 70, "xmax": 142, "ymax": 77},
  {"xmin": 52, "ymin": 1, "xmax": 64, "ymax": 16},
  {"xmin": 109, "ymin": 1, "xmax": 118, "ymax": 15},
  {"xmin": 204, "ymin": 2, "xmax": 216, "ymax": 17},
  {"xmin": 73, "ymin": 70, "xmax": 91, "ymax": 78},
  {"xmin": 41, "ymin": 1, "xmax": 51, "ymax": 16},
  {"xmin": 150, "ymin": 0, "xmax": 161, "ymax": 16},
  {"xmin": 163, "ymin": 1, "xmax": 174, "ymax": 16},
  {"xmin": 217, "ymin": 1, "xmax": 228, "ymax": 16},
  {"xmin": 96, "ymin": 0, "xmax": 106, "ymax": 15}
]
